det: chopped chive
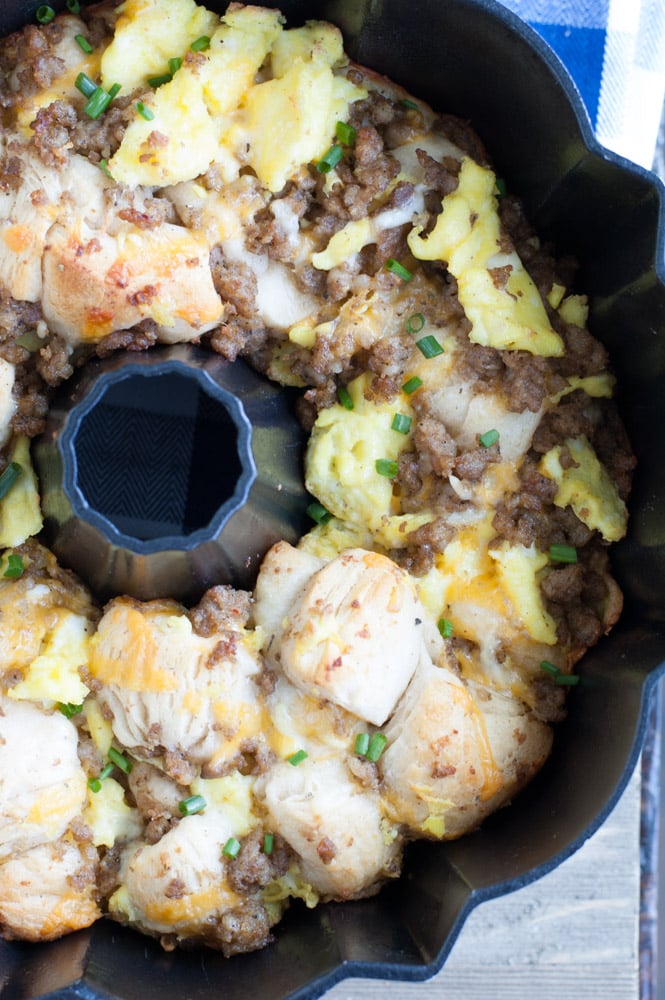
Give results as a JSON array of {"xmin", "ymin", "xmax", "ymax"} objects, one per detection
[
  {"xmin": 406, "ymin": 312, "xmax": 425, "ymax": 334},
  {"xmin": 3, "ymin": 553, "xmax": 24, "ymax": 578},
  {"xmin": 66, "ymin": 0, "xmax": 81, "ymax": 11},
  {"xmin": 335, "ymin": 120, "xmax": 356, "ymax": 146},
  {"xmin": 168, "ymin": 56, "xmax": 183, "ymax": 75},
  {"xmin": 391, "ymin": 412, "xmax": 412, "ymax": 434},
  {"xmin": 0, "ymin": 462, "xmax": 21, "ymax": 501},
  {"xmin": 549, "ymin": 543, "xmax": 577, "ymax": 564},
  {"xmin": 178, "ymin": 794, "xmax": 206, "ymax": 816},
  {"xmin": 495, "ymin": 177, "xmax": 508, "ymax": 198},
  {"xmin": 16, "ymin": 330, "xmax": 41, "ymax": 352},
  {"xmin": 262, "ymin": 832, "xmax": 274, "ymax": 855},
  {"xmin": 385, "ymin": 258, "xmax": 413, "ymax": 281},
  {"xmin": 287, "ymin": 749, "xmax": 308, "ymax": 766},
  {"xmin": 354, "ymin": 732, "xmax": 370, "ymax": 756},
  {"xmin": 36, "ymin": 5, "xmax": 55, "ymax": 23},
  {"xmin": 108, "ymin": 746, "xmax": 132, "ymax": 773},
  {"xmin": 87, "ymin": 777, "xmax": 102, "ymax": 793},
  {"xmin": 317, "ymin": 143, "xmax": 344, "ymax": 173},
  {"xmin": 479, "ymin": 428, "xmax": 500, "ymax": 448},
  {"xmin": 83, "ymin": 87, "xmax": 113, "ymax": 120},
  {"xmin": 402, "ymin": 98, "xmax": 418, "ymax": 110},
  {"xmin": 337, "ymin": 385, "xmax": 354, "ymax": 409},
  {"xmin": 375, "ymin": 458, "xmax": 398, "ymax": 478},
  {"xmin": 416, "ymin": 334, "xmax": 444, "ymax": 359},
  {"xmin": 366, "ymin": 733, "xmax": 387, "ymax": 762},
  {"xmin": 75, "ymin": 34, "xmax": 93, "ymax": 54},
  {"xmin": 58, "ymin": 702, "xmax": 83, "ymax": 719},
  {"xmin": 402, "ymin": 375, "xmax": 423, "ymax": 395},
  {"xmin": 148, "ymin": 72, "xmax": 173, "ymax": 88},
  {"xmin": 437, "ymin": 617, "xmax": 454, "ymax": 639},
  {"xmin": 99, "ymin": 762, "xmax": 114, "ymax": 781},
  {"xmin": 190, "ymin": 35, "xmax": 211, "ymax": 51},
  {"xmin": 223, "ymin": 836, "xmax": 241, "ymax": 858},
  {"xmin": 99, "ymin": 159, "xmax": 114, "ymax": 180},
  {"xmin": 540, "ymin": 659, "xmax": 579, "ymax": 686},
  {"xmin": 306, "ymin": 501, "xmax": 332, "ymax": 525},
  {"xmin": 136, "ymin": 101, "xmax": 154, "ymax": 121},
  {"xmin": 75, "ymin": 72, "xmax": 97, "ymax": 98},
  {"xmin": 107, "ymin": 82, "xmax": 121, "ymax": 100}
]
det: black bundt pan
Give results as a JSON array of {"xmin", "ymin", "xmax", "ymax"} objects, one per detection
[{"xmin": 2, "ymin": 0, "xmax": 665, "ymax": 997}]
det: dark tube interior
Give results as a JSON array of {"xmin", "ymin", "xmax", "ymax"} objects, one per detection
[{"xmin": 72, "ymin": 370, "xmax": 242, "ymax": 541}]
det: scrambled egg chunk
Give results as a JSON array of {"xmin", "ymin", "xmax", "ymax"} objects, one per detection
[
  {"xmin": 408, "ymin": 157, "xmax": 564, "ymax": 356},
  {"xmin": 107, "ymin": 3, "xmax": 364, "ymax": 191},
  {"xmin": 539, "ymin": 435, "xmax": 628, "ymax": 542}
]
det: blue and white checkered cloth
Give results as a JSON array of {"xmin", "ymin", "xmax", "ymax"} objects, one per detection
[{"xmin": 498, "ymin": 0, "xmax": 665, "ymax": 169}]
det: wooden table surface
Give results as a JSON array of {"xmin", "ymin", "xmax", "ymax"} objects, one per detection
[{"xmin": 324, "ymin": 763, "xmax": 641, "ymax": 999}]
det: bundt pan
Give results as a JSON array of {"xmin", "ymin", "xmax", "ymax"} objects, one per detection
[{"xmin": 2, "ymin": 0, "xmax": 665, "ymax": 997}]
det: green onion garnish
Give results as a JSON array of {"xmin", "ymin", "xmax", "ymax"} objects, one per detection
[
  {"xmin": 391, "ymin": 413, "xmax": 412, "ymax": 435},
  {"xmin": 75, "ymin": 34, "xmax": 93, "ymax": 54},
  {"xmin": 108, "ymin": 746, "xmax": 132, "ymax": 773},
  {"xmin": 306, "ymin": 501, "xmax": 332, "ymax": 525},
  {"xmin": 190, "ymin": 35, "xmax": 211, "ymax": 51},
  {"xmin": 262, "ymin": 833, "xmax": 274, "ymax": 855},
  {"xmin": 107, "ymin": 82, "xmax": 121, "ymax": 100},
  {"xmin": 3, "ymin": 553, "xmax": 24, "ymax": 578},
  {"xmin": 0, "ymin": 462, "xmax": 21, "ymax": 501},
  {"xmin": 335, "ymin": 120, "xmax": 356, "ymax": 146},
  {"xmin": 406, "ymin": 312, "xmax": 425, "ymax": 334},
  {"xmin": 58, "ymin": 702, "xmax": 83, "ymax": 719},
  {"xmin": 402, "ymin": 98, "xmax": 418, "ymax": 110},
  {"xmin": 36, "ymin": 5, "xmax": 55, "ymax": 23},
  {"xmin": 66, "ymin": 0, "xmax": 81, "ymax": 12},
  {"xmin": 99, "ymin": 159, "xmax": 114, "ymax": 180},
  {"xmin": 375, "ymin": 458, "xmax": 398, "ymax": 478},
  {"xmin": 366, "ymin": 733, "xmax": 388, "ymax": 763},
  {"xmin": 148, "ymin": 72, "xmax": 173, "ymax": 88},
  {"xmin": 549, "ymin": 543, "xmax": 578, "ymax": 564},
  {"xmin": 385, "ymin": 258, "xmax": 413, "ymax": 281},
  {"xmin": 178, "ymin": 794, "xmax": 206, "ymax": 816},
  {"xmin": 479, "ymin": 429, "xmax": 500, "ymax": 448},
  {"xmin": 555, "ymin": 673, "xmax": 580, "ymax": 686},
  {"xmin": 437, "ymin": 618, "xmax": 454, "ymax": 639},
  {"xmin": 317, "ymin": 143, "xmax": 343, "ymax": 173},
  {"xmin": 354, "ymin": 733, "xmax": 370, "ymax": 757},
  {"xmin": 540, "ymin": 660, "xmax": 579, "ymax": 686},
  {"xmin": 168, "ymin": 56, "xmax": 182, "ymax": 75},
  {"xmin": 337, "ymin": 385, "xmax": 354, "ymax": 409},
  {"xmin": 223, "ymin": 836, "xmax": 241, "ymax": 858},
  {"xmin": 75, "ymin": 72, "xmax": 97, "ymax": 98},
  {"xmin": 87, "ymin": 777, "xmax": 102, "ymax": 793},
  {"xmin": 287, "ymin": 749, "xmax": 308, "ymax": 766},
  {"xmin": 136, "ymin": 101, "xmax": 154, "ymax": 121},
  {"xmin": 416, "ymin": 334, "xmax": 444, "ymax": 359},
  {"xmin": 402, "ymin": 375, "xmax": 423, "ymax": 395},
  {"xmin": 495, "ymin": 177, "xmax": 508, "ymax": 198},
  {"xmin": 99, "ymin": 762, "xmax": 114, "ymax": 781},
  {"xmin": 16, "ymin": 330, "xmax": 41, "ymax": 352},
  {"xmin": 83, "ymin": 87, "xmax": 113, "ymax": 120}
]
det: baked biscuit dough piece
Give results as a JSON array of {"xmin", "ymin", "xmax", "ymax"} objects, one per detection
[
  {"xmin": 254, "ymin": 543, "xmax": 423, "ymax": 726},
  {"xmin": 258, "ymin": 757, "xmax": 400, "ymax": 900},
  {"xmin": 0, "ymin": 838, "xmax": 100, "ymax": 942},
  {"xmin": 89, "ymin": 597, "xmax": 265, "ymax": 776},
  {"xmin": 0, "ymin": 695, "xmax": 88, "ymax": 860},
  {"xmin": 111, "ymin": 812, "xmax": 277, "ymax": 955},
  {"xmin": 381, "ymin": 660, "xmax": 552, "ymax": 839}
]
